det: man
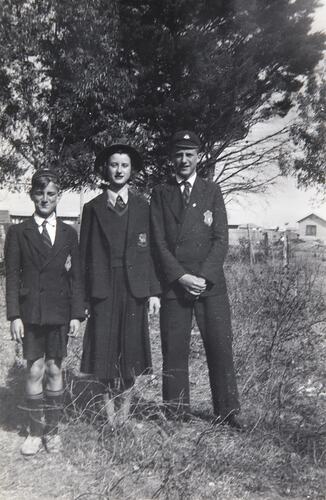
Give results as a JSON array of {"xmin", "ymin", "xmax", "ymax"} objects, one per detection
[
  {"xmin": 5, "ymin": 169, "xmax": 84, "ymax": 455},
  {"xmin": 150, "ymin": 130, "xmax": 240, "ymax": 427}
]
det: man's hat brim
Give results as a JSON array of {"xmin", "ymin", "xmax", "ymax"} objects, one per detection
[{"xmin": 95, "ymin": 143, "xmax": 143, "ymax": 175}]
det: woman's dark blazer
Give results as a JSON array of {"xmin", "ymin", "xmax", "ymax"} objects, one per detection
[
  {"xmin": 5, "ymin": 218, "xmax": 84, "ymax": 325},
  {"xmin": 79, "ymin": 191, "xmax": 160, "ymax": 304}
]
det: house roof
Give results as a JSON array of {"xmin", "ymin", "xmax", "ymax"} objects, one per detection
[{"xmin": 297, "ymin": 213, "xmax": 326, "ymax": 224}]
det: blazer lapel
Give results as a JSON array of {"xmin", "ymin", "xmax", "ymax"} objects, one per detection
[
  {"xmin": 163, "ymin": 181, "xmax": 184, "ymax": 223},
  {"xmin": 22, "ymin": 217, "xmax": 48, "ymax": 267},
  {"xmin": 93, "ymin": 191, "xmax": 112, "ymax": 246}
]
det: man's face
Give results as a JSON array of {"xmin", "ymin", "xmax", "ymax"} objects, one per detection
[
  {"xmin": 173, "ymin": 148, "xmax": 199, "ymax": 180},
  {"xmin": 104, "ymin": 153, "xmax": 132, "ymax": 188},
  {"xmin": 30, "ymin": 181, "xmax": 60, "ymax": 218}
]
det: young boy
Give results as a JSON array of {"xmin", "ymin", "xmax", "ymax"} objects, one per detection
[{"xmin": 5, "ymin": 169, "xmax": 84, "ymax": 455}]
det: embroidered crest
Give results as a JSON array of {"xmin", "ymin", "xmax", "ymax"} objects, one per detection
[
  {"xmin": 203, "ymin": 210, "xmax": 213, "ymax": 227},
  {"xmin": 65, "ymin": 254, "xmax": 72, "ymax": 272},
  {"xmin": 137, "ymin": 232, "xmax": 147, "ymax": 247}
]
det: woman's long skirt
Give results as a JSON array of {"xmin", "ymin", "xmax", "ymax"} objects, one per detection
[{"xmin": 80, "ymin": 267, "xmax": 152, "ymax": 380}]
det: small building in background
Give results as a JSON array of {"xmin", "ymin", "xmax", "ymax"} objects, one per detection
[{"xmin": 297, "ymin": 214, "xmax": 326, "ymax": 243}]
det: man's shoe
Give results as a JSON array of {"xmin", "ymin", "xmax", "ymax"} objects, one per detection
[
  {"xmin": 44, "ymin": 434, "xmax": 62, "ymax": 453},
  {"xmin": 20, "ymin": 435, "xmax": 43, "ymax": 456},
  {"xmin": 224, "ymin": 415, "xmax": 244, "ymax": 432},
  {"xmin": 213, "ymin": 415, "xmax": 244, "ymax": 432}
]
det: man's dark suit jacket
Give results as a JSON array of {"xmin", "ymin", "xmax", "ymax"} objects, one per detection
[
  {"xmin": 80, "ymin": 191, "xmax": 160, "ymax": 302},
  {"xmin": 150, "ymin": 176, "xmax": 228, "ymax": 298},
  {"xmin": 5, "ymin": 218, "xmax": 84, "ymax": 325}
]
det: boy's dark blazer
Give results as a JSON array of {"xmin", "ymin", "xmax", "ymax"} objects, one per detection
[
  {"xmin": 5, "ymin": 218, "xmax": 84, "ymax": 325},
  {"xmin": 79, "ymin": 191, "xmax": 160, "ymax": 303},
  {"xmin": 150, "ymin": 176, "xmax": 229, "ymax": 298}
]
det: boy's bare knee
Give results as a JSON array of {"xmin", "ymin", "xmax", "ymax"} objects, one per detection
[
  {"xmin": 45, "ymin": 358, "xmax": 62, "ymax": 380},
  {"xmin": 27, "ymin": 358, "xmax": 45, "ymax": 384}
]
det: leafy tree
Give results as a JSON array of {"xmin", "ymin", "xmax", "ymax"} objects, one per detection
[
  {"xmin": 281, "ymin": 73, "xmax": 326, "ymax": 191},
  {"xmin": 0, "ymin": 0, "xmax": 133, "ymax": 189},
  {"xmin": 118, "ymin": 0, "xmax": 325, "ymax": 192},
  {"xmin": 0, "ymin": 0, "xmax": 324, "ymax": 193}
]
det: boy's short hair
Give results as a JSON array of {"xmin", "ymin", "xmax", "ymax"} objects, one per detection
[{"xmin": 30, "ymin": 169, "xmax": 60, "ymax": 193}]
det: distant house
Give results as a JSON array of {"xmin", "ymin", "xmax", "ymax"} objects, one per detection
[{"xmin": 297, "ymin": 214, "xmax": 326, "ymax": 243}]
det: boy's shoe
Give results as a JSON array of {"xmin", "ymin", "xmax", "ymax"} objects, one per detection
[
  {"xmin": 20, "ymin": 435, "xmax": 43, "ymax": 456},
  {"xmin": 44, "ymin": 434, "xmax": 62, "ymax": 453}
]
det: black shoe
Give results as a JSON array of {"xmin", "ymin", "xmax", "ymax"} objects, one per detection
[
  {"xmin": 224, "ymin": 415, "xmax": 244, "ymax": 432},
  {"xmin": 213, "ymin": 414, "xmax": 244, "ymax": 432},
  {"xmin": 163, "ymin": 405, "xmax": 192, "ymax": 423}
]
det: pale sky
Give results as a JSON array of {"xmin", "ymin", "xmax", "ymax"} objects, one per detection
[
  {"xmin": 227, "ymin": 1, "xmax": 326, "ymax": 228},
  {"xmin": 0, "ymin": 2, "xmax": 325, "ymax": 229}
]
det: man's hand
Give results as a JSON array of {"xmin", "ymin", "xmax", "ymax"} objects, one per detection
[
  {"xmin": 178, "ymin": 274, "xmax": 207, "ymax": 296},
  {"xmin": 148, "ymin": 296, "xmax": 161, "ymax": 315},
  {"xmin": 68, "ymin": 319, "xmax": 81, "ymax": 337},
  {"xmin": 11, "ymin": 318, "xmax": 24, "ymax": 344}
]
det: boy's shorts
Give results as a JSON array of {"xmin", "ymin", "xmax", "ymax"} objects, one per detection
[{"xmin": 23, "ymin": 324, "xmax": 69, "ymax": 361}]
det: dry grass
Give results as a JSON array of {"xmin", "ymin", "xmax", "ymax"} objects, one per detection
[{"xmin": 0, "ymin": 258, "xmax": 326, "ymax": 499}]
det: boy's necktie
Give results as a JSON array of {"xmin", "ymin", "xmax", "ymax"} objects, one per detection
[
  {"xmin": 182, "ymin": 181, "xmax": 191, "ymax": 207},
  {"xmin": 115, "ymin": 195, "xmax": 126, "ymax": 213},
  {"xmin": 41, "ymin": 220, "xmax": 52, "ymax": 248}
]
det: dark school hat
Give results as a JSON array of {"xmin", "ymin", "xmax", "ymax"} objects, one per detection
[
  {"xmin": 31, "ymin": 168, "xmax": 59, "ymax": 184},
  {"xmin": 171, "ymin": 130, "xmax": 201, "ymax": 149},
  {"xmin": 95, "ymin": 139, "xmax": 143, "ymax": 175}
]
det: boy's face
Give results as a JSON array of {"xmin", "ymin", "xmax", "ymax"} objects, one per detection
[
  {"xmin": 104, "ymin": 153, "xmax": 132, "ymax": 188},
  {"xmin": 30, "ymin": 181, "xmax": 60, "ymax": 218}
]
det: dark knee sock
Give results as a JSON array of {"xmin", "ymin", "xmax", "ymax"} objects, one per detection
[
  {"xmin": 25, "ymin": 392, "xmax": 44, "ymax": 437},
  {"xmin": 44, "ymin": 389, "xmax": 64, "ymax": 435}
]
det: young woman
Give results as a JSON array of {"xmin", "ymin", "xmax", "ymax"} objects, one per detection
[{"xmin": 80, "ymin": 140, "xmax": 160, "ymax": 423}]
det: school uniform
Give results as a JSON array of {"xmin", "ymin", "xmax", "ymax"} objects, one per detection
[
  {"xmin": 5, "ymin": 213, "xmax": 84, "ymax": 359},
  {"xmin": 150, "ymin": 174, "xmax": 240, "ymax": 419},
  {"xmin": 80, "ymin": 187, "xmax": 160, "ymax": 381}
]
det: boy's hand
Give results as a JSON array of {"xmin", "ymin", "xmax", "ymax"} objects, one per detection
[
  {"xmin": 11, "ymin": 319, "xmax": 24, "ymax": 344},
  {"xmin": 148, "ymin": 296, "xmax": 160, "ymax": 315},
  {"xmin": 68, "ymin": 319, "xmax": 81, "ymax": 337}
]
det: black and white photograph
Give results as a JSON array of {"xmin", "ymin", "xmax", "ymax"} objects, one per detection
[{"xmin": 0, "ymin": 1, "xmax": 325, "ymax": 498}]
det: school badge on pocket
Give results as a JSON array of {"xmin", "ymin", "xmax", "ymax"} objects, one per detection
[
  {"xmin": 137, "ymin": 232, "xmax": 148, "ymax": 247},
  {"xmin": 203, "ymin": 210, "xmax": 213, "ymax": 227},
  {"xmin": 65, "ymin": 254, "xmax": 72, "ymax": 271}
]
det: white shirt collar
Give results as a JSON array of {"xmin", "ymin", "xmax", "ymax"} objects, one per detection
[
  {"xmin": 34, "ymin": 211, "xmax": 57, "ymax": 227},
  {"xmin": 107, "ymin": 184, "xmax": 129, "ymax": 207},
  {"xmin": 176, "ymin": 171, "xmax": 197, "ymax": 188}
]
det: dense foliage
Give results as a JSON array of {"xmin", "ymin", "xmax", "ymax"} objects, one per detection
[{"xmin": 0, "ymin": 0, "xmax": 324, "ymax": 191}]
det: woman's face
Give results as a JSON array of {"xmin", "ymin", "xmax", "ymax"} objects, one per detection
[{"xmin": 103, "ymin": 153, "xmax": 132, "ymax": 188}]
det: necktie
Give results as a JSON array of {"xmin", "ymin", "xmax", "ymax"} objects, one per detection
[
  {"xmin": 41, "ymin": 220, "xmax": 52, "ymax": 248},
  {"xmin": 182, "ymin": 181, "xmax": 191, "ymax": 207},
  {"xmin": 115, "ymin": 195, "xmax": 126, "ymax": 213}
]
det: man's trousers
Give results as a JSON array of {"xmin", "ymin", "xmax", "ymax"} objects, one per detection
[{"xmin": 160, "ymin": 293, "xmax": 240, "ymax": 418}]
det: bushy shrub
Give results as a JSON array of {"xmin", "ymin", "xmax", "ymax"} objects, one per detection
[{"xmin": 227, "ymin": 260, "xmax": 326, "ymax": 455}]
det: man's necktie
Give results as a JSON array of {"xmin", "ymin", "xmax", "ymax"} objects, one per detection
[
  {"xmin": 115, "ymin": 195, "xmax": 126, "ymax": 213},
  {"xmin": 182, "ymin": 181, "xmax": 191, "ymax": 207},
  {"xmin": 41, "ymin": 220, "xmax": 52, "ymax": 248}
]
